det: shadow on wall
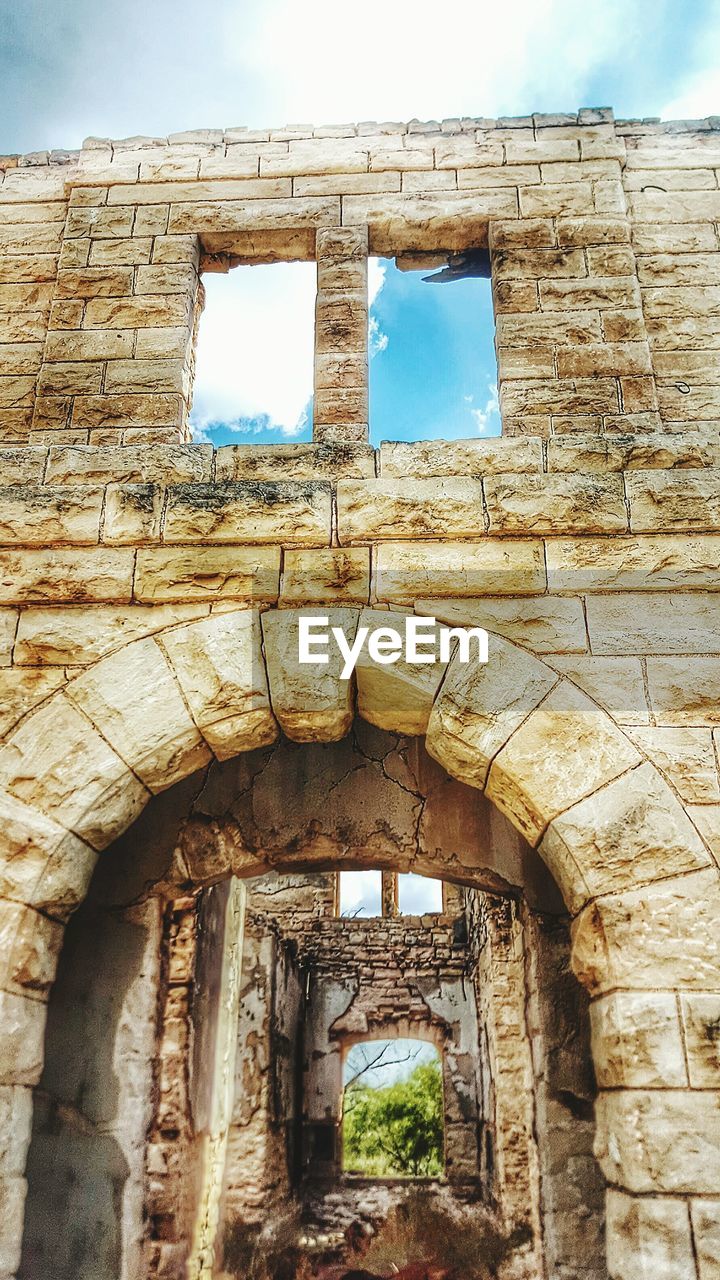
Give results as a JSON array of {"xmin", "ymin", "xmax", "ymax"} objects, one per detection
[{"xmin": 19, "ymin": 886, "xmax": 158, "ymax": 1280}]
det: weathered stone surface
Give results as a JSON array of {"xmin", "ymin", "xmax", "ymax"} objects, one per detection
[
  {"xmin": 0, "ymin": 546, "xmax": 134, "ymax": 602},
  {"xmin": 375, "ymin": 540, "xmax": 546, "ymax": 601},
  {"xmin": 548, "ymin": 655, "xmax": 649, "ymax": 724},
  {"xmin": 0, "ymin": 1087, "xmax": 32, "ymax": 1176},
  {"xmin": 337, "ymin": 478, "xmax": 486, "ymax": 542},
  {"xmin": 134, "ymin": 546, "xmax": 281, "ymax": 603},
  {"xmin": 163, "ymin": 481, "xmax": 331, "ymax": 545},
  {"xmin": 546, "ymin": 533, "xmax": 720, "ymax": 591},
  {"xmin": 591, "ymin": 992, "xmax": 687, "ymax": 1089},
  {"xmin": 680, "ymin": 994, "xmax": 720, "ymax": 1087},
  {"xmin": 0, "ymin": 693, "xmax": 149, "ymax": 848},
  {"xmin": 571, "ymin": 868, "xmax": 720, "ymax": 995},
  {"xmin": 215, "ymin": 442, "xmax": 374, "ymax": 481},
  {"xmin": 542, "ymin": 759, "xmax": 712, "ymax": 910},
  {"xmin": 0, "ymin": 790, "xmax": 97, "ymax": 919},
  {"xmin": 45, "ymin": 443, "xmax": 213, "ymax": 484},
  {"xmin": 586, "ymin": 592, "xmax": 720, "ymax": 655},
  {"xmin": 66, "ymin": 637, "xmax": 211, "ymax": 789},
  {"xmin": 378, "ymin": 437, "xmax": 542, "ymax": 476},
  {"xmin": 605, "ymin": 1191, "xmax": 696, "ymax": 1280},
  {"xmin": 628, "ymin": 469, "xmax": 720, "ymax": 531},
  {"xmin": 262, "ymin": 607, "xmax": 358, "ymax": 741},
  {"xmin": 281, "ymin": 547, "xmax": 370, "ymax": 604},
  {"xmin": 0, "ymin": 900, "xmax": 63, "ymax": 998},
  {"xmin": 161, "ymin": 611, "xmax": 277, "ymax": 759},
  {"xmin": 355, "ymin": 607, "xmax": 449, "ymax": 735},
  {"xmin": 0, "ymin": 484, "xmax": 103, "ymax": 545},
  {"xmin": 484, "ymin": 474, "xmax": 627, "ymax": 533},
  {"xmin": 13, "ymin": 602, "xmax": 211, "ymax": 665},
  {"xmin": 414, "ymin": 596, "xmax": 588, "ymax": 654},
  {"xmin": 426, "ymin": 635, "xmax": 558, "ymax": 789},
  {"xmin": 691, "ymin": 1199, "xmax": 720, "ymax": 1280},
  {"xmin": 0, "ymin": 991, "xmax": 47, "ymax": 1085},
  {"xmin": 647, "ymin": 657, "xmax": 720, "ymax": 725},
  {"xmin": 487, "ymin": 681, "xmax": 640, "ymax": 846},
  {"xmin": 627, "ymin": 726, "xmax": 720, "ymax": 802},
  {"xmin": 595, "ymin": 1090, "xmax": 720, "ymax": 1195}
]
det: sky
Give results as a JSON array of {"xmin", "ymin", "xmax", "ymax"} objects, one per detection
[{"xmin": 2, "ymin": 0, "xmax": 720, "ymax": 447}]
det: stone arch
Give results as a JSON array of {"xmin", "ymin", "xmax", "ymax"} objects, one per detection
[{"xmin": 0, "ymin": 605, "xmax": 718, "ymax": 1277}]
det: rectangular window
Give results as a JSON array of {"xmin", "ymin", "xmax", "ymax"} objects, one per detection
[
  {"xmin": 190, "ymin": 261, "xmax": 316, "ymax": 446},
  {"xmin": 398, "ymin": 874, "xmax": 443, "ymax": 915},
  {"xmin": 368, "ymin": 254, "xmax": 499, "ymax": 445},
  {"xmin": 339, "ymin": 870, "xmax": 382, "ymax": 918}
]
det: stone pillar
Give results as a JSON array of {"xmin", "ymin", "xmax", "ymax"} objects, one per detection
[
  {"xmin": 381, "ymin": 870, "xmax": 398, "ymax": 917},
  {"xmin": 313, "ymin": 226, "xmax": 368, "ymax": 444}
]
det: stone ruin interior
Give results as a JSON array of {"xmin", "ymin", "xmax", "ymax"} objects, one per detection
[{"xmin": 18, "ymin": 726, "xmax": 604, "ymax": 1280}]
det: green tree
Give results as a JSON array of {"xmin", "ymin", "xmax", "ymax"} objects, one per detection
[{"xmin": 343, "ymin": 1059, "xmax": 444, "ymax": 1177}]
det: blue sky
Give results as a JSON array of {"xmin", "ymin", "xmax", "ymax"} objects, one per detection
[{"xmin": 2, "ymin": 0, "xmax": 719, "ymax": 448}]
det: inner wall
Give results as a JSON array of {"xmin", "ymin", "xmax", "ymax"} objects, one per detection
[{"xmin": 20, "ymin": 724, "xmax": 605, "ymax": 1280}]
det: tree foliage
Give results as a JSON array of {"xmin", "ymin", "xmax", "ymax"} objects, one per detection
[{"xmin": 343, "ymin": 1059, "xmax": 444, "ymax": 1177}]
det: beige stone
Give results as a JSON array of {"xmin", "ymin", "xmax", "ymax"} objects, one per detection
[
  {"xmin": 0, "ymin": 900, "xmax": 63, "ymax": 999},
  {"xmin": 355, "ymin": 607, "xmax": 449, "ymax": 736},
  {"xmin": 586, "ymin": 591, "xmax": 720, "ymax": 655},
  {"xmin": 426, "ymin": 635, "xmax": 558, "ymax": 789},
  {"xmin": 13, "ymin": 602, "xmax": 212, "ymax": 665},
  {"xmin": 103, "ymin": 483, "xmax": 164, "ymax": 543},
  {"xmin": 0, "ymin": 693, "xmax": 149, "ymax": 848},
  {"xmin": 0, "ymin": 484, "xmax": 103, "ymax": 545},
  {"xmin": 378, "ymin": 437, "xmax": 543, "ymax": 476},
  {"xmin": 66, "ymin": 637, "xmax": 211, "ymax": 789},
  {"xmin": 680, "ymin": 995, "xmax": 720, "ymax": 1087},
  {"xmin": 0, "ymin": 780, "xmax": 96, "ymax": 919},
  {"xmin": 543, "ymin": 761, "xmax": 711, "ymax": 911},
  {"xmin": 45, "ymin": 442, "xmax": 213, "ymax": 484},
  {"xmin": 375, "ymin": 540, "xmax": 546, "ymax": 602},
  {"xmin": 0, "ymin": 668, "xmax": 66, "ymax": 737},
  {"xmin": 627, "ymin": 470, "xmax": 720, "ymax": 531},
  {"xmin": 605, "ymin": 1192, "xmax": 696, "ymax": 1280},
  {"xmin": 547, "ymin": 655, "xmax": 649, "ymax": 724},
  {"xmin": 591, "ymin": 992, "xmax": 687, "ymax": 1089},
  {"xmin": 571, "ymin": 868, "xmax": 720, "ymax": 995},
  {"xmin": 214, "ymin": 442, "xmax": 374, "ymax": 482},
  {"xmin": 337, "ymin": 478, "xmax": 485, "ymax": 542},
  {"xmin": 164, "ymin": 481, "xmax": 331, "ymax": 546},
  {"xmin": 262, "ymin": 607, "xmax": 358, "ymax": 741},
  {"xmin": 547, "ymin": 533, "xmax": 720, "ymax": 591},
  {"xmin": 484, "ymin": 473, "xmax": 627, "ymax": 534},
  {"xmin": 595, "ymin": 1090, "xmax": 720, "ymax": 1195},
  {"xmin": 691, "ymin": 1200, "xmax": 720, "ymax": 1280},
  {"xmin": 0, "ymin": 992, "xmax": 47, "ymax": 1086},
  {"xmin": 487, "ymin": 681, "xmax": 640, "ymax": 846},
  {"xmin": 414, "ymin": 596, "xmax": 588, "ymax": 654},
  {"xmin": 627, "ymin": 727, "xmax": 720, "ymax": 802},
  {"xmin": 0, "ymin": 1087, "xmax": 32, "ymax": 1177},
  {"xmin": 0, "ymin": 547, "xmax": 134, "ymax": 603},
  {"xmin": 135, "ymin": 545, "xmax": 280, "ymax": 603},
  {"xmin": 161, "ymin": 611, "xmax": 277, "ymax": 759},
  {"xmin": 281, "ymin": 548, "xmax": 370, "ymax": 605}
]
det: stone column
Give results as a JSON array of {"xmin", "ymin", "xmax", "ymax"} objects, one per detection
[
  {"xmin": 313, "ymin": 226, "xmax": 368, "ymax": 444},
  {"xmin": 381, "ymin": 870, "xmax": 398, "ymax": 917}
]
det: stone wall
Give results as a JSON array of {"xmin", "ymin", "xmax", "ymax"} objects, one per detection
[{"xmin": 0, "ymin": 107, "xmax": 719, "ymax": 1280}]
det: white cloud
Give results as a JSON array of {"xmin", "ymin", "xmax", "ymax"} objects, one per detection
[
  {"xmin": 190, "ymin": 262, "xmax": 316, "ymax": 436},
  {"xmin": 662, "ymin": 68, "xmax": 720, "ymax": 122},
  {"xmin": 471, "ymin": 383, "xmax": 500, "ymax": 435}
]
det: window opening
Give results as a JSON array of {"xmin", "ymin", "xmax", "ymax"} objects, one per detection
[
  {"xmin": 339, "ymin": 870, "xmax": 382, "ymax": 917},
  {"xmin": 342, "ymin": 1039, "xmax": 444, "ymax": 1177},
  {"xmin": 398, "ymin": 873, "xmax": 443, "ymax": 915},
  {"xmin": 189, "ymin": 261, "xmax": 316, "ymax": 446},
  {"xmin": 368, "ymin": 254, "xmax": 499, "ymax": 446}
]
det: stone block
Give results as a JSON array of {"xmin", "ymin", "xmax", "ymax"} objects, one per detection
[
  {"xmin": 484, "ymin": 474, "xmax": 627, "ymax": 534},
  {"xmin": 680, "ymin": 995, "xmax": 720, "ymax": 1087},
  {"xmin": 103, "ymin": 483, "xmax": 163, "ymax": 543},
  {"xmin": 628, "ymin": 470, "xmax": 720, "ymax": 531},
  {"xmin": 591, "ymin": 992, "xmax": 687, "ymax": 1089},
  {"xmin": 215, "ymin": 442, "xmax": 374, "ymax": 481},
  {"xmin": 571, "ymin": 868, "xmax": 720, "ymax": 996},
  {"xmin": 595, "ymin": 1090, "xmax": 720, "ymax": 1195},
  {"xmin": 66, "ymin": 637, "xmax": 211, "ymax": 790},
  {"xmin": 374, "ymin": 540, "xmax": 546, "ymax": 602},
  {"xmin": 45, "ymin": 442, "xmax": 213, "ymax": 484},
  {"xmin": 543, "ymin": 760, "xmax": 710, "ymax": 911},
  {"xmin": 161, "ymin": 611, "xmax": 277, "ymax": 759},
  {"xmin": 585, "ymin": 592, "xmax": 720, "ymax": 655},
  {"xmin": 0, "ymin": 668, "xmax": 66, "ymax": 737},
  {"xmin": 546, "ymin": 533, "xmax": 720, "ymax": 591},
  {"xmin": 378, "ymin": 437, "xmax": 542, "ymax": 476},
  {"xmin": 0, "ymin": 1087, "xmax": 32, "ymax": 1176},
  {"xmin": 337, "ymin": 478, "xmax": 485, "ymax": 542},
  {"xmin": 134, "ymin": 546, "xmax": 280, "ymax": 602},
  {"xmin": 426, "ymin": 634, "xmax": 558, "ymax": 789},
  {"xmin": 164, "ymin": 481, "xmax": 331, "ymax": 545},
  {"xmin": 0, "ymin": 900, "xmax": 63, "ymax": 998},
  {"xmin": 262, "ymin": 607, "xmax": 359, "ymax": 741},
  {"xmin": 281, "ymin": 548, "xmax": 370, "ymax": 604},
  {"xmin": 0, "ymin": 546, "xmax": 134, "ymax": 603},
  {"xmin": 691, "ymin": 1199, "xmax": 720, "ymax": 1279},
  {"xmin": 0, "ymin": 991, "xmax": 47, "ymax": 1085},
  {"xmin": 355, "ymin": 607, "xmax": 449, "ymax": 736},
  {"xmin": 627, "ymin": 727, "xmax": 720, "ymax": 802},
  {"xmin": 414, "ymin": 595, "xmax": 588, "ymax": 654},
  {"xmin": 606, "ymin": 1191, "xmax": 696, "ymax": 1280},
  {"xmin": 487, "ymin": 681, "xmax": 640, "ymax": 846},
  {"xmin": 13, "ymin": 602, "xmax": 211, "ymax": 666},
  {"xmin": 647, "ymin": 657, "xmax": 720, "ymax": 725},
  {"xmin": 548, "ymin": 655, "xmax": 649, "ymax": 724},
  {"xmin": 0, "ymin": 484, "xmax": 103, "ymax": 545}
]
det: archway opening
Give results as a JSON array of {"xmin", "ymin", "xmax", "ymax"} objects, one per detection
[{"xmin": 342, "ymin": 1039, "xmax": 445, "ymax": 1178}]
